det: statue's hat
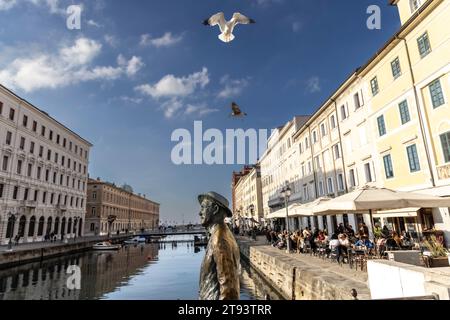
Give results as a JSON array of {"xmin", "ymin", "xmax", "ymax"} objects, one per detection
[{"xmin": 198, "ymin": 192, "xmax": 233, "ymax": 217}]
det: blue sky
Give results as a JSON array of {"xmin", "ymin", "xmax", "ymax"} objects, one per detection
[{"xmin": 0, "ymin": 0, "xmax": 401, "ymax": 224}]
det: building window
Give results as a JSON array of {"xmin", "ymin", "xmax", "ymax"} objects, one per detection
[
  {"xmin": 63, "ymin": 138, "xmax": 67, "ymax": 148},
  {"xmin": 330, "ymin": 115, "xmax": 336, "ymax": 129},
  {"xmin": 319, "ymin": 181, "xmax": 324, "ymax": 196},
  {"xmin": 327, "ymin": 178, "xmax": 334, "ymax": 194},
  {"xmin": 92, "ymin": 207, "xmax": 97, "ymax": 215},
  {"xmin": 391, "ymin": 57, "xmax": 402, "ymax": 79},
  {"xmin": 337, "ymin": 174, "xmax": 344, "ymax": 191},
  {"xmin": 305, "ymin": 137, "xmax": 309, "ymax": 149},
  {"xmin": 9, "ymin": 108, "xmax": 15, "ymax": 121},
  {"xmin": 398, "ymin": 100, "xmax": 411, "ymax": 125},
  {"xmin": 0, "ymin": 101, "xmax": 2, "ymax": 114},
  {"xmin": 56, "ymin": 134, "xmax": 60, "ymax": 144},
  {"xmin": 417, "ymin": 32, "xmax": 431, "ymax": 58},
  {"xmin": 354, "ymin": 92, "xmax": 362, "ymax": 110},
  {"xmin": 93, "ymin": 191, "xmax": 97, "ymax": 199},
  {"xmin": 32, "ymin": 121, "xmax": 37, "ymax": 132},
  {"xmin": 410, "ymin": 0, "xmax": 422, "ymax": 13},
  {"xmin": 17, "ymin": 159, "xmax": 22, "ymax": 175},
  {"xmin": 0, "ymin": 183, "xmax": 3, "ymax": 198},
  {"xmin": 334, "ymin": 143, "xmax": 341, "ymax": 159},
  {"xmin": 30, "ymin": 141, "xmax": 35, "ymax": 154},
  {"xmin": 440, "ymin": 131, "xmax": 450, "ymax": 163},
  {"xmin": 377, "ymin": 115, "xmax": 386, "ymax": 136},
  {"xmin": 22, "ymin": 115, "xmax": 28, "ymax": 127},
  {"xmin": 13, "ymin": 186, "xmax": 18, "ymax": 200},
  {"xmin": 340, "ymin": 105, "xmax": 348, "ymax": 120},
  {"xmin": 27, "ymin": 163, "xmax": 32, "ymax": 177},
  {"xmin": 349, "ymin": 169, "xmax": 356, "ymax": 187},
  {"xmin": 406, "ymin": 144, "xmax": 421, "ymax": 172},
  {"xmin": 37, "ymin": 166, "xmax": 42, "ymax": 180},
  {"xmin": 383, "ymin": 154, "xmax": 394, "ymax": 179},
  {"xmin": 2, "ymin": 156, "xmax": 9, "ymax": 171},
  {"xmin": 320, "ymin": 123, "xmax": 327, "ymax": 137},
  {"xmin": 364, "ymin": 163, "xmax": 373, "ymax": 183},
  {"xmin": 20, "ymin": 137, "xmax": 25, "ymax": 150},
  {"xmin": 49, "ymin": 130, "xmax": 53, "ymax": 141},
  {"xmin": 313, "ymin": 131, "xmax": 318, "ymax": 144},
  {"xmin": 47, "ymin": 149, "xmax": 51, "ymax": 161},
  {"xmin": 39, "ymin": 146, "xmax": 43, "ymax": 157},
  {"xmin": 370, "ymin": 77, "xmax": 379, "ymax": 96},
  {"xmin": 6, "ymin": 131, "xmax": 12, "ymax": 145},
  {"xmin": 429, "ymin": 79, "xmax": 445, "ymax": 108},
  {"xmin": 41, "ymin": 126, "xmax": 46, "ymax": 137}
]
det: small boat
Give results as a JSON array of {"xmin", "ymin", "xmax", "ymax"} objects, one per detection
[
  {"xmin": 194, "ymin": 236, "xmax": 208, "ymax": 246},
  {"xmin": 123, "ymin": 236, "xmax": 147, "ymax": 245},
  {"xmin": 92, "ymin": 242, "xmax": 121, "ymax": 251}
]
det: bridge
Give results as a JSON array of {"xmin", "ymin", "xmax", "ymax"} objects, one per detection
[{"xmin": 138, "ymin": 228, "xmax": 207, "ymax": 237}]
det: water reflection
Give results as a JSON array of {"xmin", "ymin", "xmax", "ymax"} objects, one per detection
[{"xmin": 0, "ymin": 235, "xmax": 281, "ymax": 300}]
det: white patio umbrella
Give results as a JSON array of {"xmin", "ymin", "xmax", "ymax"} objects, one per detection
[
  {"xmin": 290, "ymin": 197, "xmax": 332, "ymax": 217},
  {"xmin": 312, "ymin": 186, "xmax": 450, "ymax": 235}
]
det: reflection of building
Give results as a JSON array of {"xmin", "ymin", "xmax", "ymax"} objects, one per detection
[
  {"xmin": 0, "ymin": 84, "xmax": 92, "ymax": 245},
  {"xmin": 0, "ymin": 245, "xmax": 159, "ymax": 300},
  {"xmin": 233, "ymin": 165, "xmax": 264, "ymax": 226},
  {"xmin": 251, "ymin": 0, "xmax": 450, "ymax": 245},
  {"xmin": 84, "ymin": 178, "xmax": 160, "ymax": 236}
]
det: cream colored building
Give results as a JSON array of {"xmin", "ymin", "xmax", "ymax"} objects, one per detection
[
  {"xmin": 85, "ymin": 178, "xmax": 160, "ymax": 236},
  {"xmin": 255, "ymin": 0, "xmax": 450, "ymax": 244},
  {"xmin": 234, "ymin": 165, "xmax": 264, "ymax": 226},
  {"xmin": 0, "ymin": 84, "xmax": 92, "ymax": 244}
]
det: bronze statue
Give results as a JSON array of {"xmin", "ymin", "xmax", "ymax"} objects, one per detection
[{"xmin": 198, "ymin": 192, "xmax": 240, "ymax": 300}]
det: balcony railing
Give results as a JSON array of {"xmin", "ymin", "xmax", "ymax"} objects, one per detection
[{"xmin": 19, "ymin": 200, "xmax": 37, "ymax": 208}]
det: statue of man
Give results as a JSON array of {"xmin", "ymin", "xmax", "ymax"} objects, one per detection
[{"xmin": 198, "ymin": 192, "xmax": 240, "ymax": 300}]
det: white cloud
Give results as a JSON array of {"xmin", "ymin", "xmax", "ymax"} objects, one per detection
[
  {"xmin": 218, "ymin": 75, "xmax": 249, "ymax": 99},
  {"xmin": 104, "ymin": 34, "xmax": 118, "ymax": 47},
  {"xmin": 140, "ymin": 32, "xmax": 183, "ymax": 48},
  {"xmin": 306, "ymin": 76, "xmax": 321, "ymax": 93},
  {"xmin": 87, "ymin": 19, "xmax": 102, "ymax": 28},
  {"xmin": 185, "ymin": 103, "xmax": 219, "ymax": 117},
  {"xmin": 0, "ymin": 0, "xmax": 17, "ymax": 11},
  {"xmin": 135, "ymin": 67, "xmax": 209, "ymax": 99},
  {"xmin": 253, "ymin": 0, "xmax": 283, "ymax": 7},
  {"xmin": 0, "ymin": 38, "xmax": 144, "ymax": 92},
  {"xmin": 120, "ymin": 96, "xmax": 143, "ymax": 104},
  {"xmin": 161, "ymin": 98, "xmax": 184, "ymax": 119},
  {"xmin": 124, "ymin": 56, "xmax": 144, "ymax": 77}
]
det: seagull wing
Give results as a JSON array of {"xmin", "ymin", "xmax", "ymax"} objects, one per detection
[
  {"xmin": 231, "ymin": 12, "xmax": 255, "ymax": 27},
  {"xmin": 204, "ymin": 12, "xmax": 226, "ymax": 33}
]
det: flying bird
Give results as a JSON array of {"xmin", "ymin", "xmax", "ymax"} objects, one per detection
[
  {"xmin": 203, "ymin": 12, "xmax": 255, "ymax": 43},
  {"xmin": 230, "ymin": 102, "xmax": 247, "ymax": 118}
]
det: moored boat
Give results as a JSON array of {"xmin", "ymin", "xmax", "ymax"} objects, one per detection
[{"xmin": 92, "ymin": 242, "xmax": 121, "ymax": 250}]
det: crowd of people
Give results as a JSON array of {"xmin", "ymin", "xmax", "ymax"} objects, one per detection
[{"xmin": 264, "ymin": 222, "xmax": 415, "ymax": 263}]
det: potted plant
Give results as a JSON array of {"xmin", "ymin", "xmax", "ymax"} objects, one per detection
[{"xmin": 423, "ymin": 236, "xmax": 450, "ymax": 268}]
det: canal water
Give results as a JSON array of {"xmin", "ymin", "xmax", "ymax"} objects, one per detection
[{"xmin": 0, "ymin": 235, "xmax": 283, "ymax": 300}]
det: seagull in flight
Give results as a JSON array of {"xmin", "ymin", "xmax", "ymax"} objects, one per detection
[
  {"xmin": 230, "ymin": 102, "xmax": 247, "ymax": 118},
  {"xmin": 203, "ymin": 12, "xmax": 256, "ymax": 43}
]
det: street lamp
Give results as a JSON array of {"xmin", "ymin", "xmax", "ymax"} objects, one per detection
[
  {"xmin": 280, "ymin": 182, "xmax": 292, "ymax": 253},
  {"xmin": 7, "ymin": 212, "xmax": 17, "ymax": 251}
]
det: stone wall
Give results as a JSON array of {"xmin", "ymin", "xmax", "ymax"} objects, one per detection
[{"xmin": 238, "ymin": 240, "xmax": 371, "ymax": 300}]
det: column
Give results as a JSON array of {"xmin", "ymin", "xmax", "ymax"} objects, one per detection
[
  {"xmin": 363, "ymin": 213, "xmax": 374, "ymax": 239},
  {"xmin": 348, "ymin": 214, "xmax": 357, "ymax": 230},
  {"xmin": 23, "ymin": 219, "xmax": 30, "ymax": 243},
  {"xmin": 318, "ymin": 217, "xmax": 324, "ymax": 231},
  {"xmin": 336, "ymin": 214, "xmax": 344, "ymax": 225},
  {"xmin": 326, "ymin": 216, "xmax": 334, "ymax": 234}
]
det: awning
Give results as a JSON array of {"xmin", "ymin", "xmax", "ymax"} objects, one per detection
[
  {"xmin": 373, "ymin": 207, "xmax": 420, "ymax": 218},
  {"xmin": 266, "ymin": 205, "xmax": 296, "ymax": 219}
]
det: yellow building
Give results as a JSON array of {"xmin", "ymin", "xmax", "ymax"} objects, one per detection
[{"xmin": 254, "ymin": 0, "xmax": 450, "ymax": 245}]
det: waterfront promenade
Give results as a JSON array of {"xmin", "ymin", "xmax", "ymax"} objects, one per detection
[{"xmin": 237, "ymin": 236, "xmax": 371, "ymax": 300}]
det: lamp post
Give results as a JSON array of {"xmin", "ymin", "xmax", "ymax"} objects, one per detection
[
  {"xmin": 7, "ymin": 212, "xmax": 17, "ymax": 251},
  {"xmin": 280, "ymin": 182, "xmax": 292, "ymax": 253}
]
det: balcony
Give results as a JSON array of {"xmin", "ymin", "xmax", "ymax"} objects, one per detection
[
  {"xmin": 20, "ymin": 200, "xmax": 37, "ymax": 208},
  {"xmin": 56, "ymin": 204, "xmax": 67, "ymax": 212},
  {"xmin": 437, "ymin": 164, "xmax": 450, "ymax": 180}
]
